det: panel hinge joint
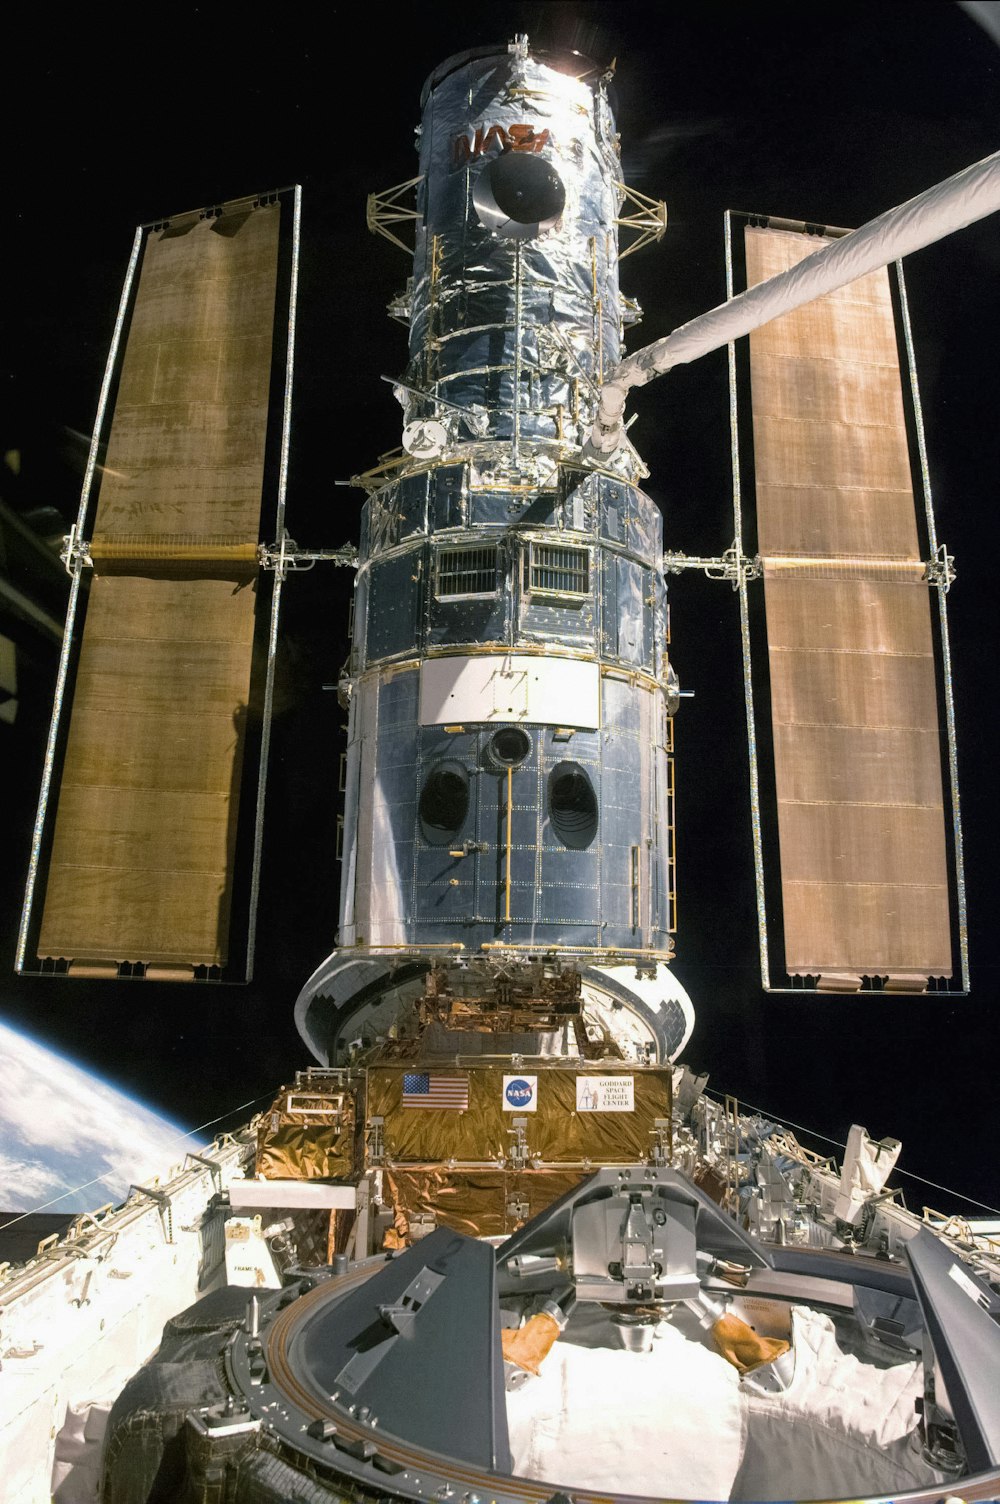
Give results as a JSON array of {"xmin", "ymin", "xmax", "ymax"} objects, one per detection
[
  {"xmin": 258, "ymin": 531, "xmax": 358, "ymax": 580},
  {"xmin": 60, "ymin": 524, "xmax": 92, "ymax": 575},
  {"xmin": 662, "ymin": 541, "xmax": 760, "ymax": 589},
  {"xmin": 924, "ymin": 543, "xmax": 956, "ymax": 592}
]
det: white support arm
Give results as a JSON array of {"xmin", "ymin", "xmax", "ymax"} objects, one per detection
[{"xmin": 592, "ymin": 149, "xmax": 1000, "ymax": 452}]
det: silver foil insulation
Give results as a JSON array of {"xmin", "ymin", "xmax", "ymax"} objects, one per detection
[
  {"xmin": 405, "ymin": 42, "xmax": 625, "ymax": 451},
  {"xmin": 332, "ymin": 39, "xmax": 676, "ymax": 969}
]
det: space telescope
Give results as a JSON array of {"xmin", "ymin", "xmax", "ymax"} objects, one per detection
[{"xmin": 8, "ymin": 33, "xmax": 1000, "ymax": 1504}]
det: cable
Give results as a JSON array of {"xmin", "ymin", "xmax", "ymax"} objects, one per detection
[
  {"xmin": 0, "ymin": 1091, "xmax": 276, "ymax": 1233},
  {"xmin": 892, "ymin": 1168, "xmax": 1000, "ymax": 1218},
  {"xmin": 705, "ymin": 1088, "xmax": 1000, "ymax": 1217}
]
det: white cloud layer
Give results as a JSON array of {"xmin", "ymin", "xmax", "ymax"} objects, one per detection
[
  {"xmin": 0, "ymin": 1018, "xmax": 201, "ymax": 1215},
  {"xmin": 0, "ymin": 1150, "xmax": 69, "ymax": 1208}
]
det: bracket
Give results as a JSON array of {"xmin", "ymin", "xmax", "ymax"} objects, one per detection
[
  {"xmin": 258, "ymin": 531, "xmax": 358, "ymax": 580},
  {"xmin": 366, "ymin": 175, "xmax": 423, "ymax": 254},
  {"xmin": 662, "ymin": 541, "xmax": 761, "ymax": 590},
  {"xmin": 366, "ymin": 1116, "xmax": 385, "ymax": 1165},
  {"xmin": 507, "ymin": 1115, "xmax": 530, "ymax": 1168},
  {"xmin": 924, "ymin": 543, "xmax": 956, "ymax": 592},
  {"xmin": 184, "ymin": 1150, "xmax": 224, "ymax": 1193},
  {"xmin": 60, "ymin": 523, "xmax": 92, "ymax": 575},
  {"xmin": 129, "ymin": 1183, "xmax": 174, "ymax": 1243},
  {"xmin": 615, "ymin": 182, "xmax": 668, "ymax": 259}
]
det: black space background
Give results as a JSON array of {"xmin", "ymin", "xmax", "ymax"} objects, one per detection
[{"xmin": 3, "ymin": 4, "xmax": 998, "ymax": 1211}]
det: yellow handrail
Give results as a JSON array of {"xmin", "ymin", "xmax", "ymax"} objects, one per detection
[{"xmin": 505, "ymin": 765, "xmax": 513, "ymax": 922}]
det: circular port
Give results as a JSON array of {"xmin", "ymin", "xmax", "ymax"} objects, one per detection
[
  {"xmin": 488, "ymin": 151, "xmax": 565, "ymax": 227},
  {"xmin": 487, "ymin": 727, "xmax": 532, "ymax": 768},
  {"xmin": 473, "ymin": 151, "xmax": 566, "ymax": 239}
]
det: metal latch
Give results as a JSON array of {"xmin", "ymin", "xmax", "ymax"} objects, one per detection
[
  {"xmin": 650, "ymin": 1118, "xmax": 671, "ymax": 1166},
  {"xmin": 622, "ymin": 1198, "xmax": 656, "ymax": 1283},
  {"xmin": 507, "ymin": 1116, "xmax": 529, "ymax": 1167},
  {"xmin": 377, "ymin": 1266, "xmax": 445, "ymax": 1335},
  {"xmin": 366, "ymin": 1116, "xmax": 385, "ymax": 1163}
]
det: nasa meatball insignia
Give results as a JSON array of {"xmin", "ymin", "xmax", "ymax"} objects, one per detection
[{"xmin": 502, "ymin": 1074, "xmax": 538, "ymax": 1112}]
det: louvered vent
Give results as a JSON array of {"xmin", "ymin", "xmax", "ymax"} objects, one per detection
[
  {"xmin": 525, "ymin": 543, "xmax": 590, "ymax": 597},
  {"xmin": 436, "ymin": 545, "xmax": 498, "ymax": 598}
]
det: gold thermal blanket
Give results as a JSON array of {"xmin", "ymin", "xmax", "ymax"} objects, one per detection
[
  {"xmin": 367, "ymin": 1064, "xmax": 671, "ymax": 1164},
  {"xmin": 256, "ymin": 1083, "xmax": 359, "ymax": 1181},
  {"xmin": 383, "ymin": 1166, "xmax": 586, "ymax": 1242},
  {"xmin": 502, "ymin": 1313, "xmax": 562, "ymax": 1375}
]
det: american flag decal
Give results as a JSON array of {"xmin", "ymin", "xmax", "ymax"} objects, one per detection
[{"xmin": 401, "ymin": 1073, "xmax": 469, "ymax": 1110}]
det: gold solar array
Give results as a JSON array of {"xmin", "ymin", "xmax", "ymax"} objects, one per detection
[
  {"xmin": 742, "ymin": 225, "xmax": 953, "ymax": 988},
  {"xmin": 33, "ymin": 198, "xmax": 288, "ymax": 975}
]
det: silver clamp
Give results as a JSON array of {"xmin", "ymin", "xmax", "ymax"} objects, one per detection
[
  {"xmin": 649, "ymin": 1118, "xmax": 672, "ymax": 1166},
  {"xmin": 60, "ymin": 523, "xmax": 93, "ymax": 575},
  {"xmin": 924, "ymin": 543, "xmax": 956, "ymax": 592}
]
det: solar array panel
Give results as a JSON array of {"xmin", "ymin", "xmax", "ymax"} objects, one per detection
[
  {"xmin": 23, "ymin": 194, "xmax": 295, "ymax": 978},
  {"xmin": 737, "ymin": 223, "xmax": 959, "ymax": 989}
]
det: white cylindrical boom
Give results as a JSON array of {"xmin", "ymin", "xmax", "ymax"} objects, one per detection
[{"xmin": 592, "ymin": 148, "xmax": 1000, "ymax": 452}]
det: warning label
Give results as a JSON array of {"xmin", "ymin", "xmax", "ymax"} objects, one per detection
[{"xmin": 575, "ymin": 1075, "xmax": 635, "ymax": 1112}]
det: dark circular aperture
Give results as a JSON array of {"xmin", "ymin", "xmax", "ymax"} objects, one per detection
[
  {"xmin": 488, "ymin": 727, "xmax": 532, "ymax": 768},
  {"xmin": 548, "ymin": 761, "xmax": 599, "ymax": 850},
  {"xmin": 488, "ymin": 151, "xmax": 566, "ymax": 226},
  {"xmin": 419, "ymin": 761, "xmax": 469, "ymax": 845}
]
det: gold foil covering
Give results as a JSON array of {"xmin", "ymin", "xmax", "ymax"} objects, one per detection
[
  {"xmin": 529, "ymin": 1069, "xmax": 670, "ymax": 1162},
  {"xmin": 373, "ymin": 1062, "xmax": 672, "ymax": 1243},
  {"xmin": 368, "ymin": 1063, "xmax": 671, "ymax": 1167},
  {"xmin": 385, "ymin": 1168, "xmax": 511, "ymax": 1240},
  {"xmin": 256, "ymin": 1084, "xmax": 358, "ymax": 1181},
  {"xmin": 383, "ymin": 1166, "xmax": 587, "ymax": 1243}
]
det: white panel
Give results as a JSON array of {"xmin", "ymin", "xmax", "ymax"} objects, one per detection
[
  {"xmin": 228, "ymin": 1178, "xmax": 358, "ymax": 1210},
  {"xmin": 419, "ymin": 654, "xmax": 600, "ymax": 728}
]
